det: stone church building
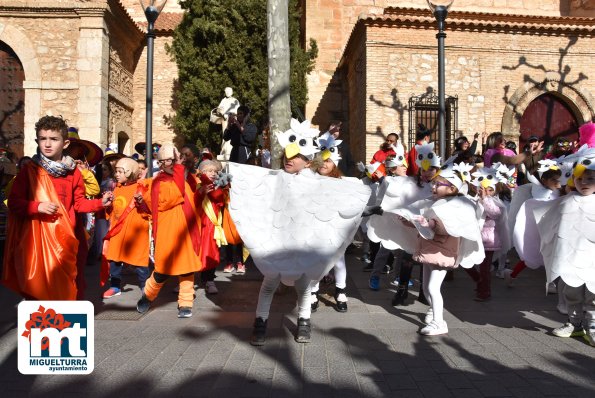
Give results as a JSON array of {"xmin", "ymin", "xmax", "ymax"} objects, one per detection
[{"xmin": 1, "ymin": 0, "xmax": 595, "ymax": 163}]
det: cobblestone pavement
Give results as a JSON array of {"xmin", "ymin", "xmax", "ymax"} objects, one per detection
[{"xmin": 0, "ymin": 250, "xmax": 594, "ymax": 398}]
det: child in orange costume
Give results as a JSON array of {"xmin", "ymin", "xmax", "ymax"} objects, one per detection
[
  {"xmin": 2, "ymin": 116, "xmax": 113, "ymax": 300},
  {"xmin": 195, "ymin": 159, "xmax": 228, "ymax": 294},
  {"xmin": 102, "ymin": 157, "xmax": 151, "ymax": 299},
  {"xmin": 135, "ymin": 145, "xmax": 203, "ymax": 318}
]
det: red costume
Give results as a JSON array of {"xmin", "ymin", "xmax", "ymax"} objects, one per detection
[
  {"xmin": 3, "ymin": 162, "xmax": 103, "ymax": 300},
  {"xmin": 195, "ymin": 175, "xmax": 228, "ymax": 271}
]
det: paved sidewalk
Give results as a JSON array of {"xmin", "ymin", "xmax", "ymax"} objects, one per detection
[{"xmin": 0, "ymin": 250, "xmax": 594, "ymax": 398}]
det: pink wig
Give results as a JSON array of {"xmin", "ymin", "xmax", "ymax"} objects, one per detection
[{"xmin": 579, "ymin": 121, "xmax": 595, "ymax": 148}]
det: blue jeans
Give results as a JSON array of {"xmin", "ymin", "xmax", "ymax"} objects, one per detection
[{"xmin": 109, "ymin": 261, "xmax": 151, "ymax": 290}]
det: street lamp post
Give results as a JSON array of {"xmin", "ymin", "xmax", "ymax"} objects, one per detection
[
  {"xmin": 427, "ymin": 0, "xmax": 454, "ymax": 160},
  {"xmin": 140, "ymin": 0, "xmax": 168, "ymax": 177}
]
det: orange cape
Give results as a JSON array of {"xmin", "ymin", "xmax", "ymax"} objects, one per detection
[{"xmin": 2, "ymin": 163, "xmax": 79, "ymax": 300}]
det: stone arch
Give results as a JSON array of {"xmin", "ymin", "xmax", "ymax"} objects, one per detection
[
  {"xmin": 117, "ymin": 131, "xmax": 131, "ymax": 154},
  {"xmin": 501, "ymin": 78, "xmax": 595, "ymax": 141},
  {"xmin": 0, "ymin": 23, "xmax": 42, "ymax": 155}
]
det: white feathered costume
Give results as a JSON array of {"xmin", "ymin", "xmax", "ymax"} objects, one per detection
[
  {"xmin": 534, "ymin": 161, "xmax": 595, "ymax": 292},
  {"xmin": 228, "ymin": 119, "xmax": 371, "ymax": 286},
  {"xmin": 509, "ymin": 160, "xmax": 560, "ymax": 269},
  {"xmin": 371, "ymin": 157, "xmax": 484, "ymax": 268},
  {"xmin": 366, "ymin": 142, "xmax": 439, "ymax": 249}
]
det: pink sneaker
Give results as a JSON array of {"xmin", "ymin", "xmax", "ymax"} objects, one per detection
[
  {"xmin": 236, "ymin": 263, "xmax": 246, "ymax": 274},
  {"xmin": 223, "ymin": 263, "xmax": 235, "ymax": 273},
  {"xmin": 103, "ymin": 287, "xmax": 121, "ymax": 299}
]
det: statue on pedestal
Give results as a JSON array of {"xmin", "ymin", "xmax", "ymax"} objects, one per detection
[{"xmin": 212, "ymin": 87, "xmax": 240, "ymax": 160}]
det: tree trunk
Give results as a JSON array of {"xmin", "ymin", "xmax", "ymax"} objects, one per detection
[{"xmin": 267, "ymin": 0, "xmax": 291, "ymax": 170}]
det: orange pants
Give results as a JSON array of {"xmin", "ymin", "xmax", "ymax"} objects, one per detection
[{"xmin": 143, "ymin": 271, "xmax": 195, "ymax": 308}]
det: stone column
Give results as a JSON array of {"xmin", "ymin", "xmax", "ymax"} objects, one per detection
[{"xmin": 76, "ymin": 14, "xmax": 109, "ymax": 148}]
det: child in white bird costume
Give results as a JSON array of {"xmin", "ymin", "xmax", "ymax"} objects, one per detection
[
  {"xmin": 465, "ymin": 166, "xmax": 510, "ymax": 301},
  {"xmin": 534, "ymin": 161, "xmax": 595, "ymax": 346},
  {"xmin": 391, "ymin": 157, "xmax": 484, "ymax": 335},
  {"xmin": 228, "ymin": 119, "xmax": 370, "ymax": 345}
]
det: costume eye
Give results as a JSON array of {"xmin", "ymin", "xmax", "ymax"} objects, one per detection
[
  {"xmin": 428, "ymin": 153, "xmax": 434, "ymax": 159},
  {"xmin": 478, "ymin": 177, "xmax": 484, "ymax": 181},
  {"xmin": 320, "ymin": 146, "xmax": 327, "ymax": 151},
  {"xmin": 330, "ymin": 147, "xmax": 335, "ymax": 153},
  {"xmin": 289, "ymin": 134, "xmax": 297, "ymax": 143},
  {"xmin": 487, "ymin": 175, "xmax": 493, "ymax": 180},
  {"xmin": 398, "ymin": 156, "xmax": 403, "ymax": 161},
  {"xmin": 299, "ymin": 139, "xmax": 307, "ymax": 146},
  {"xmin": 418, "ymin": 154, "xmax": 423, "ymax": 160},
  {"xmin": 566, "ymin": 172, "xmax": 572, "ymax": 177},
  {"xmin": 463, "ymin": 171, "xmax": 469, "ymax": 176},
  {"xmin": 441, "ymin": 164, "xmax": 448, "ymax": 170},
  {"xmin": 582, "ymin": 159, "xmax": 592, "ymax": 166}
]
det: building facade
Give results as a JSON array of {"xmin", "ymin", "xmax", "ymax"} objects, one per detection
[{"xmin": 2, "ymin": 0, "xmax": 595, "ymax": 164}]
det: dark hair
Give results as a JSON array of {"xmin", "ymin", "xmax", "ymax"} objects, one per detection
[
  {"xmin": 387, "ymin": 132, "xmax": 399, "ymax": 141},
  {"xmin": 17, "ymin": 156, "xmax": 32, "ymax": 169},
  {"xmin": 505, "ymin": 141, "xmax": 517, "ymax": 152},
  {"xmin": 454, "ymin": 136, "xmax": 469, "ymax": 151},
  {"xmin": 415, "ymin": 124, "xmax": 431, "ymax": 142},
  {"xmin": 35, "ymin": 115, "xmax": 68, "ymax": 140},
  {"xmin": 539, "ymin": 168, "xmax": 562, "ymax": 182},
  {"xmin": 182, "ymin": 143, "xmax": 201, "ymax": 158},
  {"xmin": 237, "ymin": 105, "xmax": 250, "ymax": 114}
]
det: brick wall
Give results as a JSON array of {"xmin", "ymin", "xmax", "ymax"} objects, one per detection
[{"xmin": 344, "ymin": 21, "xmax": 595, "ymax": 161}]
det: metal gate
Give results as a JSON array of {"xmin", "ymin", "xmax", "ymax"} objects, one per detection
[
  {"xmin": 0, "ymin": 41, "xmax": 25, "ymax": 158},
  {"xmin": 408, "ymin": 92, "xmax": 458, "ymax": 157}
]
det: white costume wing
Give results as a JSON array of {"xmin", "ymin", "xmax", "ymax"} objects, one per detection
[
  {"xmin": 229, "ymin": 163, "xmax": 371, "ymax": 285},
  {"xmin": 536, "ymin": 193, "xmax": 595, "ymax": 292},
  {"xmin": 424, "ymin": 196, "xmax": 485, "ymax": 268},
  {"xmin": 513, "ymin": 199, "xmax": 545, "ymax": 268},
  {"xmin": 366, "ymin": 177, "xmax": 432, "ymax": 250},
  {"xmin": 508, "ymin": 183, "xmax": 533, "ymax": 238}
]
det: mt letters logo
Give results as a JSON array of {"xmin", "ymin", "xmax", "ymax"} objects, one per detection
[{"xmin": 18, "ymin": 301, "xmax": 94, "ymax": 374}]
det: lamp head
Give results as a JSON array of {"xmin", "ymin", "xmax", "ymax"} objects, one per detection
[
  {"xmin": 140, "ymin": 0, "xmax": 168, "ymax": 24},
  {"xmin": 426, "ymin": 0, "xmax": 454, "ymax": 12}
]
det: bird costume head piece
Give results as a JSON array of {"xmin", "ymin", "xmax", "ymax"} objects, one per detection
[
  {"xmin": 315, "ymin": 131, "xmax": 342, "ymax": 165},
  {"xmin": 471, "ymin": 167, "xmax": 504, "ymax": 190},
  {"xmin": 276, "ymin": 119, "xmax": 320, "ymax": 160},
  {"xmin": 415, "ymin": 142, "xmax": 440, "ymax": 171},
  {"xmin": 536, "ymin": 159, "xmax": 560, "ymax": 179},
  {"xmin": 386, "ymin": 142, "xmax": 407, "ymax": 168}
]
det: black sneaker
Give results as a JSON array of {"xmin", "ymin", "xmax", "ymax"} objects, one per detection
[
  {"xmin": 392, "ymin": 287, "xmax": 408, "ymax": 306},
  {"xmin": 295, "ymin": 318, "xmax": 311, "ymax": 343},
  {"xmin": 136, "ymin": 294, "xmax": 152, "ymax": 314},
  {"xmin": 251, "ymin": 317, "xmax": 267, "ymax": 346},
  {"xmin": 334, "ymin": 288, "xmax": 348, "ymax": 313},
  {"xmin": 177, "ymin": 306, "xmax": 192, "ymax": 318}
]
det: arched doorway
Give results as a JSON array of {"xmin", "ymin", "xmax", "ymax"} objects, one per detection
[
  {"xmin": 118, "ymin": 131, "xmax": 130, "ymax": 154},
  {"xmin": 519, "ymin": 93, "xmax": 579, "ymax": 150},
  {"xmin": 0, "ymin": 41, "xmax": 25, "ymax": 158}
]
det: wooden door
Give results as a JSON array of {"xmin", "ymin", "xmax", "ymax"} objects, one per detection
[
  {"xmin": 0, "ymin": 42, "xmax": 25, "ymax": 158},
  {"xmin": 519, "ymin": 93, "xmax": 579, "ymax": 150}
]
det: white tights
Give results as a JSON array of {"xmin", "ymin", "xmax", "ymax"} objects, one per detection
[
  {"xmin": 256, "ymin": 274, "xmax": 312, "ymax": 321},
  {"xmin": 422, "ymin": 264, "xmax": 448, "ymax": 323},
  {"xmin": 312, "ymin": 255, "xmax": 347, "ymax": 293}
]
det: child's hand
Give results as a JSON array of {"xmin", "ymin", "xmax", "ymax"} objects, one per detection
[
  {"xmin": 38, "ymin": 202, "xmax": 59, "ymax": 215},
  {"xmin": 413, "ymin": 215, "xmax": 436, "ymax": 229},
  {"xmin": 102, "ymin": 191, "xmax": 114, "ymax": 207},
  {"xmin": 134, "ymin": 193, "xmax": 144, "ymax": 204}
]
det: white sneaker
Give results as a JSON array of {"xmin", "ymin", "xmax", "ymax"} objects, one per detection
[
  {"xmin": 205, "ymin": 281, "xmax": 218, "ymax": 295},
  {"xmin": 556, "ymin": 303, "xmax": 568, "ymax": 315},
  {"xmin": 552, "ymin": 322, "xmax": 584, "ymax": 338},
  {"xmin": 503, "ymin": 269, "xmax": 514, "ymax": 287},
  {"xmin": 424, "ymin": 308, "xmax": 434, "ymax": 324},
  {"xmin": 420, "ymin": 320, "xmax": 448, "ymax": 336},
  {"xmin": 546, "ymin": 282, "xmax": 557, "ymax": 295}
]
